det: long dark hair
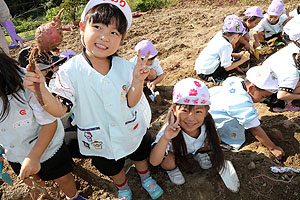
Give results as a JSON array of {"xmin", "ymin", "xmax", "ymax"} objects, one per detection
[
  {"xmin": 168, "ymin": 104, "xmax": 224, "ymax": 172},
  {"xmin": 0, "ymin": 50, "xmax": 25, "ymax": 121}
]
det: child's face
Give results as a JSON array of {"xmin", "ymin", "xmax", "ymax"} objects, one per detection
[
  {"xmin": 80, "ymin": 20, "xmax": 122, "ymax": 59},
  {"xmin": 248, "ymin": 85, "xmax": 273, "ymax": 103},
  {"xmin": 246, "ymin": 18, "xmax": 261, "ymax": 29},
  {"xmin": 173, "ymin": 105, "xmax": 208, "ymax": 136},
  {"xmin": 267, "ymin": 15, "xmax": 280, "ymax": 25}
]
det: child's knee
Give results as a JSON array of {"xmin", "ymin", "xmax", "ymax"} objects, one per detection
[
  {"xmin": 161, "ymin": 153, "xmax": 176, "ymax": 170},
  {"xmin": 147, "ymin": 69, "xmax": 157, "ymax": 80}
]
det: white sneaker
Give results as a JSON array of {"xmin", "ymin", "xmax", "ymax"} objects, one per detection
[
  {"xmin": 193, "ymin": 153, "xmax": 212, "ymax": 169},
  {"xmin": 166, "ymin": 167, "xmax": 185, "ymax": 185}
]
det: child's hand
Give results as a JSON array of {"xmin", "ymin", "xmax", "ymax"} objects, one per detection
[
  {"xmin": 133, "ymin": 50, "xmax": 150, "ymax": 82},
  {"xmin": 238, "ymin": 51, "xmax": 246, "ymax": 57},
  {"xmin": 163, "ymin": 111, "xmax": 181, "ymax": 141},
  {"xmin": 241, "ymin": 53, "xmax": 250, "ymax": 62},
  {"xmin": 147, "ymin": 81, "xmax": 156, "ymax": 91},
  {"xmin": 19, "ymin": 156, "xmax": 41, "ymax": 180},
  {"xmin": 269, "ymin": 146, "xmax": 285, "ymax": 160},
  {"xmin": 253, "ymin": 41, "xmax": 260, "ymax": 49},
  {"xmin": 23, "ymin": 65, "xmax": 46, "ymax": 93}
]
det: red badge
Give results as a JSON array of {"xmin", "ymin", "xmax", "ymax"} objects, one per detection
[
  {"xmin": 133, "ymin": 123, "xmax": 139, "ymax": 130},
  {"xmin": 122, "ymin": 85, "xmax": 127, "ymax": 91},
  {"xmin": 19, "ymin": 110, "xmax": 27, "ymax": 115}
]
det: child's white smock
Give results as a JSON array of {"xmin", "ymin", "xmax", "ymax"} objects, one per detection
[
  {"xmin": 0, "ymin": 89, "xmax": 64, "ymax": 164},
  {"xmin": 51, "ymin": 54, "xmax": 151, "ymax": 160},
  {"xmin": 289, "ymin": 8, "xmax": 299, "ymax": 17},
  {"xmin": 209, "ymin": 77, "xmax": 260, "ymax": 149},
  {"xmin": 253, "ymin": 14, "xmax": 288, "ymax": 38},
  {"xmin": 194, "ymin": 31, "xmax": 233, "ymax": 75},
  {"xmin": 130, "ymin": 56, "xmax": 164, "ymax": 76},
  {"xmin": 262, "ymin": 43, "xmax": 299, "ymax": 89},
  {"xmin": 152, "ymin": 124, "xmax": 207, "ymax": 155}
]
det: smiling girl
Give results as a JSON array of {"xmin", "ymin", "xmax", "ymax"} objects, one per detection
[{"xmin": 150, "ymin": 78, "xmax": 224, "ymax": 185}]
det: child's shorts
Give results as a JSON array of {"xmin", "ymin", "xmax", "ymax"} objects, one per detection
[
  {"xmin": 91, "ymin": 131, "xmax": 153, "ymax": 176},
  {"xmin": 8, "ymin": 143, "xmax": 73, "ymax": 181},
  {"xmin": 198, "ymin": 65, "xmax": 229, "ymax": 83}
]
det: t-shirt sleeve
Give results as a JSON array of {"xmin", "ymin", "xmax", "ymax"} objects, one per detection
[
  {"xmin": 219, "ymin": 45, "xmax": 232, "ymax": 68},
  {"xmin": 28, "ymin": 91, "xmax": 57, "ymax": 125},
  {"xmin": 153, "ymin": 59, "xmax": 164, "ymax": 76},
  {"xmin": 244, "ymin": 117, "xmax": 260, "ymax": 129},
  {"xmin": 227, "ymin": 98, "xmax": 259, "ymax": 126},
  {"xmin": 51, "ymin": 69, "xmax": 76, "ymax": 106}
]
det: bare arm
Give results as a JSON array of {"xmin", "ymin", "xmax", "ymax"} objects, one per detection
[
  {"xmin": 249, "ymin": 125, "xmax": 285, "ymax": 159},
  {"xmin": 277, "ymin": 90, "xmax": 300, "ymax": 101},
  {"xmin": 127, "ymin": 50, "xmax": 151, "ymax": 107},
  {"xmin": 224, "ymin": 55, "xmax": 249, "ymax": 71},
  {"xmin": 152, "ymin": 73, "xmax": 165, "ymax": 85},
  {"xmin": 19, "ymin": 120, "xmax": 58, "ymax": 180},
  {"xmin": 23, "ymin": 67, "xmax": 68, "ymax": 117},
  {"xmin": 150, "ymin": 112, "xmax": 181, "ymax": 166}
]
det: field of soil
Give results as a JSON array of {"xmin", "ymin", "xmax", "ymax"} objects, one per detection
[{"xmin": 1, "ymin": 0, "xmax": 300, "ymax": 199}]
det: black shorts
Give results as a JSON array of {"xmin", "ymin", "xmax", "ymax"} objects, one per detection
[
  {"xmin": 9, "ymin": 143, "xmax": 73, "ymax": 181},
  {"xmin": 91, "ymin": 131, "xmax": 153, "ymax": 176},
  {"xmin": 198, "ymin": 64, "xmax": 229, "ymax": 83}
]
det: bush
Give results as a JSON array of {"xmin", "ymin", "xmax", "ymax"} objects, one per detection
[{"xmin": 134, "ymin": 0, "xmax": 175, "ymax": 12}]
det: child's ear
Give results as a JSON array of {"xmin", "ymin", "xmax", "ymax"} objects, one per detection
[{"xmin": 247, "ymin": 84, "xmax": 256, "ymax": 95}]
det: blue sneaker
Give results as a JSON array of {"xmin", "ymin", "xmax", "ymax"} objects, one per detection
[
  {"xmin": 75, "ymin": 195, "xmax": 87, "ymax": 200},
  {"xmin": 118, "ymin": 189, "xmax": 132, "ymax": 200},
  {"xmin": 142, "ymin": 177, "xmax": 163, "ymax": 199}
]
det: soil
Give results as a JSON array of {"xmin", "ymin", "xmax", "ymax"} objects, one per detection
[{"xmin": 2, "ymin": 1, "xmax": 300, "ymax": 199}]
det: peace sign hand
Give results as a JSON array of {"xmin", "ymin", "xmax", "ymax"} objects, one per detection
[
  {"xmin": 163, "ymin": 111, "xmax": 181, "ymax": 141},
  {"xmin": 133, "ymin": 50, "xmax": 150, "ymax": 82}
]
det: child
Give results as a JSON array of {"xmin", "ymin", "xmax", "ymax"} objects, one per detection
[
  {"xmin": 0, "ymin": 50, "xmax": 85, "ymax": 200},
  {"xmin": 208, "ymin": 66, "xmax": 285, "ymax": 160},
  {"xmin": 253, "ymin": 1, "xmax": 290, "ymax": 49},
  {"xmin": 150, "ymin": 78, "xmax": 224, "ymax": 185},
  {"xmin": 262, "ymin": 16, "xmax": 300, "ymax": 112},
  {"xmin": 130, "ymin": 40, "xmax": 165, "ymax": 92},
  {"xmin": 23, "ymin": 1, "xmax": 163, "ymax": 200},
  {"xmin": 195, "ymin": 15, "xmax": 249, "ymax": 83},
  {"xmin": 235, "ymin": 6, "xmax": 263, "ymax": 51}
]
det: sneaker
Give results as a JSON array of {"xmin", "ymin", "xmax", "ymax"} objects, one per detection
[
  {"xmin": 285, "ymin": 104, "xmax": 300, "ymax": 111},
  {"xmin": 193, "ymin": 153, "xmax": 212, "ymax": 169},
  {"xmin": 142, "ymin": 177, "xmax": 163, "ymax": 199},
  {"xmin": 75, "ymin": 195, "xmax": 87, "ymax": 200},
  {"xmin": 118, "ymin": 189, "xmax": 132, "ymax": 200},
  {"xmin": 275, "ymin": 41, "xmax": 285, "ymax": 47},
  {"xmin": 256, "ymin": 43, "xmax": 268, "ymax": 50},
  {"xmin": 273, "ymin": 104, "xmax": 300, "ymax": 112},
  {"xmin": 166, "ymin": 167, "xmax": 185, "ymax": 185}
]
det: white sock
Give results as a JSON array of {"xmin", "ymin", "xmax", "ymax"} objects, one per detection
[{"xmin": 66, "ymin": 191, "xmax": 78, "ymax": 200}]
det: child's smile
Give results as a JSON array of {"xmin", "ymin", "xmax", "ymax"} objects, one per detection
[
  {"xmin": 173, "ymin": 105, "xmax": 208, "ymax": 138},
  {"xmin": 81, "ymin": 21, "xmax": 122, "ymax": 59}
]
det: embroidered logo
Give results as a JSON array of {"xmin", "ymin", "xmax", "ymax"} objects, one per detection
[
  {"xmin": 19, "ymin": 110, "xmax": 26, "ymax": 115},
  {"xmin": 122, "ymin": 85, "xmax": 127, "ymax": 91},
  {"xmin": 229, "ymin": 88, "xmax": 236, "ymax": 93},
  {"xmin": 82, "ymin": 141, "xmax": 90, "ymax": 149},
  {"xmin": 133, "ymin": 123, "xmax": 139, "ymax": 130},
  {"xmin": 84, "ymin": 132, "xmax": 93, "ymax": 142},
  {"xmin": 92, "ymin": 141, "xmax": 103, "ymax": 149}
]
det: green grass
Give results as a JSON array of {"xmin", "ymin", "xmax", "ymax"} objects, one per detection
[{"xmin": 5, "ymin": 29, "xmax": 36, "ymax": 43}]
